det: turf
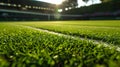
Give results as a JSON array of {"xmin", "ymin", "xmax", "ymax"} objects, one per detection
[
  {"xmin": 0, "ymin": 20, "xmax": 120, "ymax": 67},
  {"xmin": 16, "ymin": 20, "xmax": 120, "ymax": 45}
]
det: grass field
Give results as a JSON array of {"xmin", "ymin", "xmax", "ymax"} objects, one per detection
[
  {"xmin": 0, "ymin": 20, "xmax": 120, "ymax": 67},
  {"xmin": 18, "ymin": 20, "xmax": 120, "ymax": 45}
]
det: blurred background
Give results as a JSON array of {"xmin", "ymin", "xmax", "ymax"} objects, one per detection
[{"xmin": 0, "ymin": 0, "xmax": 120, "ymax": 21}]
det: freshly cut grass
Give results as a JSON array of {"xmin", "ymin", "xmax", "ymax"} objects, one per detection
[
  {"xmin": 17, "ymin": 20, "xmax": 120, "ymax": 45},
  {"xmin": 0, "ymin": 21, "xmax": 120, "ymax": 67}
]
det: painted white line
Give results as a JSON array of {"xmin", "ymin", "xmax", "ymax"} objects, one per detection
[{"xmin": 21, "ymin": 25, "xmax": 120, "ymax": 52}]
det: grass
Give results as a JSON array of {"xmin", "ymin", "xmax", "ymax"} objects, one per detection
[
  {"xmin": 16, "ymin": 20, "xmax": 120, "ymax": 45},
  {"xmin": 0, "ymin": 20, "xmax": 120, "ymax": 67}
]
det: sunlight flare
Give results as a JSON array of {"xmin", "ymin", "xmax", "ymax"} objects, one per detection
[{"xmin": 36, "ymin": 0, "xmax": 65, "ymax": 5}]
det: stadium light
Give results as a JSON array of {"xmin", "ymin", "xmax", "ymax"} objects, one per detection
[
  {"xmin": 33, "ymin": 6, "xmax": 36, "ymax": 9},
  {"xmin": 13, "ymin": 4, "xmax": 17, "ymax": 7},
  {"xmin": 65, "ymin": 8, "xmax": 68, "ymax": 11},
  {"xmin": 35, "ymin": 6, "xmax": 38, "ymax": 9},
  {"xmin": 58, "ymin": 9, "xmax": 63, "ymax": 12},
  {"xmin": 39, "ymin": 7, "xmax": 41, "ymax": 9},
  {"xmin": 68, "ymin": 7, "xmax": 72, "ymax": 9},
  {"xmin": 18, "ymin": 4, "xmax": 21, "ymax": 7},
  {"xmin": 7, "ymin": 3, "xmax": 11, "ymax": 6},
  {"xmin": 22, "ymin": 7, "xmax": 27, "ymax": 10},
  {"xmin": 28, "ymin": 6, "xmax": 31, "ymax": 8},
  {"xmin": 25, "ymin": 5, "xmax": 28, "ymax": 8},
  {"xmin": 0, "ymin": 3, "xmax": 4, "ymax": 5}
]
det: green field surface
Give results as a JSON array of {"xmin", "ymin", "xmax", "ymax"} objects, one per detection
[
  {"xmin": 0, "ymin": 20, "xmax": 120, "ymax": 67},
  {"xmin": 17, "ymin": 20, "xmax": 120, "ymax": 45}
]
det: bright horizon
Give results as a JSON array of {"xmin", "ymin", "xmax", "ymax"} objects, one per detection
[
  {"xmin": 36, "ymin": 0, "xmax": 65, "ymax": 5},
  {"xmin": 36, "ymin": 0, "xmax": 101, "ymax": 7}
]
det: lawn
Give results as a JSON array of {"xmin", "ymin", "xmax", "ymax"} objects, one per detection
[{"xmin": 0, "ymin": 20, "xmax": 120, "ymax": 67}]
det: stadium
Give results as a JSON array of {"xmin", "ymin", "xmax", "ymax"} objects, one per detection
[
  {"xmin": 0, "ymin": 0, "xmax": 120, "ymax": 67},
  {"xmin": 0, "ymin": 0, "xmax": 119, "ymax": 21}
]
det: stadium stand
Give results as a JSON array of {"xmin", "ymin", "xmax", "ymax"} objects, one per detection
[
  {"xmin": 62, "ymin": 1, "xmax": 120, "ymax": 20},
  {"xmin": 0, "ymin": 0, "xmax": 57, "ymax": 21},
  {"xmin": 0, "ymin": 0, "xmax": 120, "ymax": 21},
  {"xmin": 0, "ymin": 0, "xmax": 81, "ymax": 21},
  {"xmin": 0, "ymin": 0, "xmax": 56, "ymax": 13}
]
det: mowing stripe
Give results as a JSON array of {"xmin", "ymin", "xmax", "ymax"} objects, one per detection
[{"xmin": 19, "ymin": 25, "xmax": 120, "ymax": 52}]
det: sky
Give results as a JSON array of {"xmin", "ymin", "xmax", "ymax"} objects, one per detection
[{"xmin": 36, "ymin": 0, "xmax": 101, "ymax": 7}]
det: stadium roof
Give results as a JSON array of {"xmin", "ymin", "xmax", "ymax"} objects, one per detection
[{"xmin": 0, "ymin": 0, "xmax": 56, "ymax": 7}]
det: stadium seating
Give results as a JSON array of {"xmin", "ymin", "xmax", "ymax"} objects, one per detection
[
  {"xmin": 0, "ymin": 0, "xmax": 120, "ymax": 21},
  {"xmin": 0, "ymin": 0, "xmax": 56, "ymax": 13},
  {"xmin": 0, "ymin": 0, "xmax": 58, "ymax": 21}
]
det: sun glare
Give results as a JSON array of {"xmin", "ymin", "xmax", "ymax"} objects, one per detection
[
  {"xmin": 36, "ymin": 0, "xmax": 65, "ymax": 5},
  {"xmin": 53, "ymin": 0, "xmax": 63, "ymax": 5}
]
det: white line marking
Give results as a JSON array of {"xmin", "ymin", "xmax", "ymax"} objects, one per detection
[{"xmin": 20, "ymin": 25, "xmax": 120, "ymax": 52}]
